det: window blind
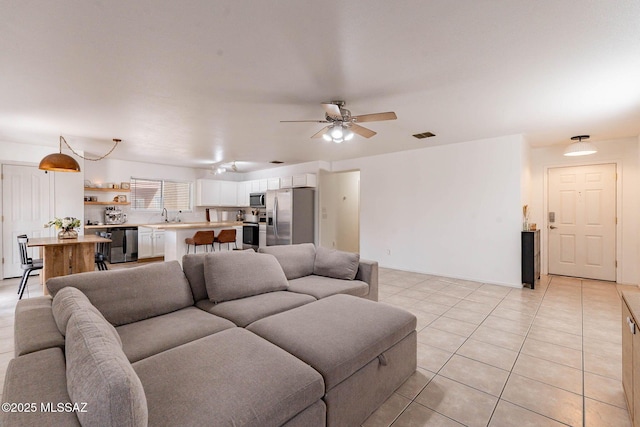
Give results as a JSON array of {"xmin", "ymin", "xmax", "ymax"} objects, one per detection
[{"xmin": 131, "ymin": 178, "xmax": 192, "ymax": 211}]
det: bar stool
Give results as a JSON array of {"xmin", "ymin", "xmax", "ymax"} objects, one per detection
[
  {"xmin": 214, "ymin": 229, "xmax": 237, "ymax": 251},
  {"xmin": 185, "ymin": 231, "xmax": 215, "ymax": 254}
]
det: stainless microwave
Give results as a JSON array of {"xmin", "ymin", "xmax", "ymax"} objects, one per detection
[{"xmin": 249, "ymin": 192, "xmax": 265, "ymax": 208}]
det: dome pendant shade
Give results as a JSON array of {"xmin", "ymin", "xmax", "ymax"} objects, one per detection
[
  {"xmin": 38, "ymin": 152, "xmax": 81, "ymax": 172},
  {"xmin": 564, "ymin": 135, "xmax": 597, "ymax": 157}
]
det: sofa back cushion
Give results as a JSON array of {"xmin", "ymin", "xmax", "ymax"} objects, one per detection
[
  {"xmin": 52, "ymin": 287, "xmax": 120, "ymax": 345},
  {"xmin": 314, "ymin": 246, "xmax": 360, "ymax": 280},
  {"xmin": 47, "ymin": 261, "xmax": 194, "ymax": 326},
  {"xmin": 66, "ymin": 307, "xmax": 147, "ymax": 427},
  {"xmin": 183, "ymin": 249, "xmax": 256, "ymax": 302},
  {"xmin": 204, "ymin": 251, "xmax": 288, "ymax": 303},
  {"xmin": 258, "ymin": 243, "xmax": 316, "ymax": 280}
]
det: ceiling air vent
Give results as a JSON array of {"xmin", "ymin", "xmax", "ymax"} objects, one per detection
[
  {"xmin": 270, "ymin": 160, "xmax": 284, "ymax": 164},
  {"xmin": 412, "ymin": 132, "xmax": 436, "ymax": 139}
]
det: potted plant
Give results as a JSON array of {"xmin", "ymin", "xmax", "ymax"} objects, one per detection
[{"xmin": 46, "ymin": 217, "xmax": 81, "ymax": 239}]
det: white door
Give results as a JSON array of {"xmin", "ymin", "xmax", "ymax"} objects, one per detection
[
  {"xmin": 2, "ymin": 164, "xmax": 52, "ymax": 278},
  {"xmin": 548, "ymin": 164, "xmax": 616, "ymax": 281}
]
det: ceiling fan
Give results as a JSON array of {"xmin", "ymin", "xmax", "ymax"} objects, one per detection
[{"xmin": 281, "ymin": 101, "xmax": 397, "ymax": 143}]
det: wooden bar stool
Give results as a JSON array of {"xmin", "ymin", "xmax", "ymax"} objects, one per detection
[
  {"xmin": 185, "ymin": 230, "xmax": 215, "ymax": 254},
  {"xmin": 214, "ymin": 229, "xmax": 237, "ymax": 251}
]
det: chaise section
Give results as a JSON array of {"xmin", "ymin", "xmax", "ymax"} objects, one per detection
[
  {"xmin": 1, "ymin": 348, "xmax": 81, "ymax": 427},
  {"xmin": 115, "ymin": 306, "xmax": 235, "ymax": 362},
  {"xmin": 196, "ymin": 291, "xmax": 315, "ymax": 327},
  {"xmin": 133, "ymin": 328, "xmax": 325, "ymax": 427},
  {"xmin": 13, "ymin": 296, "xmax": 64, "ymax": 357},
  {"xmin": 248, "ymin": 294, "xmax": 417, "ymax": 426}
]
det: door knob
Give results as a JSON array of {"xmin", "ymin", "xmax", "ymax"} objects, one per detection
[{"xmin": 550, "ymin": 225, "xmax": 557, "ymax": 229}]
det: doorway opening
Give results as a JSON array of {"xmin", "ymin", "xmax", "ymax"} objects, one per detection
[{"xmin": 318, "ymin": 170, "xmax": 360, "ymax": 253}]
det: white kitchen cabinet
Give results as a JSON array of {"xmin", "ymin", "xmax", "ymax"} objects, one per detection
[
  {"xmin": 267, "ymin": 178, "xmax": 280, "ymax": 190},
  {"xmin": 236, "ymin": 181, "xmax": 250, "ymax": 207},
  {"xmin": 258, "ymin": 179, "xmax": 268, "ymax": 192},
  {"xmin": 138, "ymin": 227, "xmax": 165, "ymax": 259},
  {"xmin": 196, "ymin": 179, "xmax": 221, "ymax": 206},
  {"xmin": 280, "ymin": 176, "xmax": 293, "ymax": 188},
  {"xmin": 219, "ymin": 181, "xmax": 238, "ymax": 206},
  {"xmin": 250, "ymin": 180, "xmax": 260, "ymax": 193},
  {"xmin": 196, "ymin": 179, "xmax": 240, "ymax": 207},
  {"xmin": 292, "ymin": 173, "xmax": 317, "ymax": 188}
]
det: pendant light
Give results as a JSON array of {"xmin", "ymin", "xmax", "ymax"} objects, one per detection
[
  {"xmin": 39, "ymin": 136, "xmax": 121, "ymax": 172},
  {"xmin": 564, "ymin": 135, "xmax": 597, "ymax": 157}
]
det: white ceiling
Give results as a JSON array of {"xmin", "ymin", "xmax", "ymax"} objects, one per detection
[{"xmin": 2, "ymin": 1, "xmax": 640, "ymax": 172}]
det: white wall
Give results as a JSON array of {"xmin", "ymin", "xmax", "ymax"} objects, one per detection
[
  {"xmin": 333, "ymin": 134, "xmax": 526, "ymax": 287},
  {"xmin": 530, "ymin": 137, "xmax": 640, "ymax": 285}
]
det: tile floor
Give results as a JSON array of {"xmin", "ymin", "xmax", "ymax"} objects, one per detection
[{"xmin": 0, "ymin": 267, "xmax": 633, "ymax": 426}]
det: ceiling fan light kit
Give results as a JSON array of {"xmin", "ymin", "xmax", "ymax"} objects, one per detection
[
  {"xmin": 564, "ymin": 135, "xmax": 597, "ymax": 156},
  {"xmin": 282, "ymin": 101, "xmax": 397, "ymax": 144}
]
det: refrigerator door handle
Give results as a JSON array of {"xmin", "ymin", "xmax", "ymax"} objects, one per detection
[{"xmin": 273, "ymin": 196, "xmax": 278, "ymax": 238}]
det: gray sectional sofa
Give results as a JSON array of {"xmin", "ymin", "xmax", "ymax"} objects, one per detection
[{"xmin": 2, "ymin": 244, "xmax": 416, "ymax": 427}]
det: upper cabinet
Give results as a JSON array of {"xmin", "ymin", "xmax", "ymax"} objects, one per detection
[{"xmin": 196, "ymin": 174, "xmax": 316, "ymax": 207}]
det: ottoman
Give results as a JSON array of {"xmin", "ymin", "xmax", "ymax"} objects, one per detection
[{"xmin": 247, "ymin": 294, "xmax": 417, "ymax": 426}]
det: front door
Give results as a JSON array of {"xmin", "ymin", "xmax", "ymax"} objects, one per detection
[
  {"xmin": 547, "ymin": 163, "xmax": 616, "ymax": 281},
  {"xmin": 2, "ymin": 164, "xmax": 52, "ymax": 278}
]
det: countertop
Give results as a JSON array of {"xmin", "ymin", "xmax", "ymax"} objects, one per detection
[
  {"xmin": 85, "ymin": 221, "xmax": 244, "ymax": 230},
  {"xmin": 623, "ymin": 291, "xmax": 640, "ymax": 320}
]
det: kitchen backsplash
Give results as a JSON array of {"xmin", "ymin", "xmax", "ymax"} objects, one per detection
[{"xmin": 84, "ymin": 205, "xmax": 245, "ymax": 225}]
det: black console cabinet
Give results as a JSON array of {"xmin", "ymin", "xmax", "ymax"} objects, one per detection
[{"xmin": 522, "ymin": 230, "xmax": 540, "ymax": 289}]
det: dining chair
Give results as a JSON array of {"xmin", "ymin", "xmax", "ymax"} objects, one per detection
[
  {"xmin": 17, "ymin": 234, "xmax": 43, "ymax": 299},
  {"xmin": 214, "ymin": 229, "xmax": 237, "ymax": 251}
]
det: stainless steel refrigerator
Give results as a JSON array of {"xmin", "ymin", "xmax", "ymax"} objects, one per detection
[
  {"xmin": 107, "ymin": 226, "xmax": 138, "ymax": 263},
  {"xmin": 266, "ymin": 188, "xmax": 314, "ymax": 246}
]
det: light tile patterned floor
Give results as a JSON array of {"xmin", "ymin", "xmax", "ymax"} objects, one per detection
[
  {"xmin": 363, "ymin": 269, "xmax": 633, "ymax": 427},
  {"xmin": 0, "ymin": 268, "xmax": 633, "ymax": 426}
]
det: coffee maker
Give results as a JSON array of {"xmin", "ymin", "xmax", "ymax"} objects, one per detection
[{"xmin": 105, "ymin": 206, "xmax": 127, "ymax": 225}]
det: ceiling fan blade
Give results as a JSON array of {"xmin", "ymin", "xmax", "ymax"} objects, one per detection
[
  {"xmin": 352, "ymin": 112, "xmax": 397, "ymax": 123},
  {"xmin": 280, "ymin": 120, "xmax": 329, "ymax": 123},
  {"xmin": 322, "ymin": 103, "xmax": 343, "ymax": 120},
  {"xmin": 350, "ymin": 124, "xmax": 377, "ymax": 138},
  {"xmin": 311, "ymin": 126, "xmax": 330, "ymax": 139}
]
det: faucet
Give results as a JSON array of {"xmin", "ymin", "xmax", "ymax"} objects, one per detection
[{"xmin": 161, "ymin": 208, "xmax": 168, "ymax": 222}]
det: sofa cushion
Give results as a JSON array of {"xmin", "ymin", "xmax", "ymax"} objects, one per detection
[
  {"xmin": 66, "ymin": 307, "xmax": 148, "ymax": 427},
  {"xmin": 313, "ymin": 246, "xmax": 360, "ymax": 280},
  {"xmin": 182, "ymin": 249, "xmax": 256, "ymax": 302},
  {"xmin": 288, "ymin": 275, "xmax": 369, "ymax": 299},
  {"xmin": 47, "ymin": 261, "xmax": 194, "ymax": 326},
  {"xmin": 0, "ymin": 348, "xmax": 81, "ymax": 427},
  {"xmin": 133, "ymin": 328, "xmax": 324, "ymax": 427},
  {"xmin": 196, "ymin": 291, "xmax": 316, "ymax": 327},
  {"xmin": 116, "ymin": 307, "xmax": 236, "ymax": 362},
  {"xmin": 248, "ymin": 294, "xmax": 416, "ymax": 390},
  {"xmin": 204, "ymin": 251, "xmax": 288, "ymax": 303},
  {"xmin": 14, "ymin": 296, "xmax": 65, "ymax": 357},
  {"xmin": 258, "ymin": 243, "xmax": 316, "ymax": 280}
]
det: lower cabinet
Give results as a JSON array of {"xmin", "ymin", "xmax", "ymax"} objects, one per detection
[
  {"xmin": 259, "ymin": 224, "xmax": 266, "ymax": 248},
  {"xmin": 138, "ymin": 227, "xmax": 165, "ymax": 259},
  {"xmin": 622, "ymin": 292, "xmax": 640, "ymax": 426}
]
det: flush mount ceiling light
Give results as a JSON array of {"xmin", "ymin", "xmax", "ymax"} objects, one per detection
[
  {"xmin": 210, "ymin": 161, "xmax": 239, "ymax": 175},
  {"xmin": 38, "ymin": 136, "xmax": 121, "ymax": 172},
  {"xmin": 564, "ymin": 135, "xmax": 597, "ymax": 157}
]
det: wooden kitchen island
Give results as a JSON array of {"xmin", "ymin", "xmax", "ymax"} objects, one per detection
[
  {"xmin": 146, "ymin": 222, "xmax": 243, "ymax": 266},
  {"xmin": 27, "ymin": 234, "xmax": 112, "ymax": 295}
]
